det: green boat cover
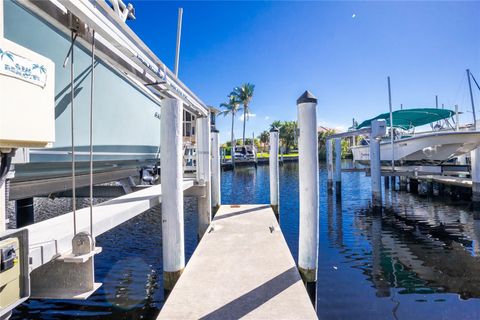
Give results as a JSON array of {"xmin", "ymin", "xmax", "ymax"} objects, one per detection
[{"xmin": 356, "ymin": 108, "xmax": 455, "ymax": 130}]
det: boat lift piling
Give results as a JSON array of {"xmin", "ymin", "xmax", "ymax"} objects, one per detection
[
  {"xmin": 196, "ymin": 115, "xmax": 212, "ymax": 239},
  {"xmin": 326, "ymin": 139, "xmax": 334, "ymax": 193},
  {"xmin": 269, "ymin": 127, "xmax": 280, "ymax": 221},
  {"xmin": 369, "ymin": 120, "xmax": 386, "ymax": 207},
  {"xmin": 211, "ymin": 128, "xmax": 221, "ymax": 214},
  {"xmin": 161, "ymin": 97, "xmax": 185, "ymax": 293},
  {"xmin": 297, "ymin": 91, "xmax": 319, "ymax": 306},
  {"xmin": 334, "ymin": 138, "xmax": 342, "ymax": 196}
]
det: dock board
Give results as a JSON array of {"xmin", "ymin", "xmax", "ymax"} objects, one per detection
[{"xmin": 157, "ymin": 204, "xmax": 317, "ymax": 320}]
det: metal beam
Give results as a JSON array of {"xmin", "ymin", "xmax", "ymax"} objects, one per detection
[
  {"xmin": 326, "ymin": 128, "xmax": 371, "ymax": 140},
  {"xmin": 9, "ymin": 168, "xmax": 139, "ymax": 200},
  {"xmin": 25, "ymin": 179, "xmax": 195, "ymax": 271}
]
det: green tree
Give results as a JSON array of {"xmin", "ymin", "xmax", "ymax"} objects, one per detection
[
  {"xmin": 258, "ymin": 130, "xmax": 269, "ymax": 153},
  {"xmin": 269, "ymin": 120, "xmax": 297, "ymax": 152},
  {"xmin": 232, "ymin": 83, "xmax": 255, "ymax": 146},
  {"xmin": 219, "ymin": 95, "xmax": 242, "ymax": 159}
]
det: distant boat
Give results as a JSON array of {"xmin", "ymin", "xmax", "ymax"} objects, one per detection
[{"xmin": 351, "ymin": 108, "xmax": 480, "ymax": 165}]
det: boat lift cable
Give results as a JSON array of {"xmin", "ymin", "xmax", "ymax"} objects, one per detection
[
  {"xmin": 68, "ymin": 30, "xmax": 78, "ymax": 235},
  {"xmin": 89, "ymin": 30, "xmax": 96, "ymax": 238},
  {"xmin": 62, "ymin": 33, "xmax": 78, "ymax": 68}
]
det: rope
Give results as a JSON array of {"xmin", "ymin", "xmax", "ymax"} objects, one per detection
[
  {"xmin": 70, "ymin": 30, "xmax": 77, "ymax": 235},
  {"xmin": 89, "ymin": 31, "xmax": 96, "ymax": 237}
]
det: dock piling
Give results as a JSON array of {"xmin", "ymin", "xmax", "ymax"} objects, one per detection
[
  {"xmin": 269, "ymin": 127, "xmax": 280, "ymax": 221},
  {"xmin": 326, "ymin": 139, "xmax": 333, "ymax": 193},
  {"xmin": 196, "ymin": 115, "xmax": 212, "ymax": 239},
  {"xmin": 334, "ymin": 138, "xmax": 342, "ymax": 196},
  {"xmin": 369, "ymin": 120, "xmax": 383, "ymax": 207},
  {"xmin": 297, "ymin": 91, "xmax": 319, "ymax": 307},
  {"xmin": 160, "ymin": 98, "xmax": 185, "ymax": 292},
  {"xmin": 211, "ymin": 128, "xmax": 221, "ymax": 215}
]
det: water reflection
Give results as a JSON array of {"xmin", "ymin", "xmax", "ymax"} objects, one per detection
[{"xmin": 8, "ymin": 161, "xmax": 480, "ymax": 319}]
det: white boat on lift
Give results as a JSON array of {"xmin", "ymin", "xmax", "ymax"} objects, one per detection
[
  {"xmin": 2, "ymin": 0, "xmax": 209, "ymax": 180},
  {"xmin": 351, "ymin": 108, "xmax": 480, "ymax": 165}
]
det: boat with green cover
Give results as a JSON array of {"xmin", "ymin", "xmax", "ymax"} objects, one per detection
[{"xmin": 351, "ymin": 108, "xmax": 480, "ymax": 164}]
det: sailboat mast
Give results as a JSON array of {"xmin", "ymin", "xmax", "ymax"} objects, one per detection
[
  {"xmin": 467, "ymin": 69, "xmax": 476, "ymax": 128},
  {"xmin": 387, "ymin": 76, "xmax": 394, "ymax": 171}
]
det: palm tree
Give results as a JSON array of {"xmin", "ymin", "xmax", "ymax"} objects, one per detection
[
  {"xmin": 219, "ymin": 94, "xmax": 242, "ymax": 161},
  {"xmin": 232, "ymin": 83, "xmax": 255, "ymax": 146}
]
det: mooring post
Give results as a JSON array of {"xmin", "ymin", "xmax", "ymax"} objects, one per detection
[
  {"xmin": 326, "ymin": 139, "xmax": 334, "ymax": 193},
  {"xmin": 369, "ymin": 120, "xmax": 385, "ymax": 207},
  {"xmin": 269, "ymin": 127, "xmax": 280, "ymax": 221},
  {"xmin": 334, "ymin": 138, "xmax": 342, "ymax": 195},
  {"xmin": 196, "ymin": 115, "xmax": 212, "ymax": 239},
  {"xmin": 160, "ymin": 98, "xmax": 185, "ymax": 293},
  {"xmin": 297, "ymin": 91, "xmax": 319, "ymax": 307},
  {"xmin": 16, "ymin": 197, "xmax": 35, "ymax": 228},
  {"xmin": 211, "ymin": 128, "xmax": 221, "ymax": 215}
]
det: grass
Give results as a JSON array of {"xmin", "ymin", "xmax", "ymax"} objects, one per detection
[{"xmin": 224, "ymin": 153, "xmax": 298, "ymax": 160}]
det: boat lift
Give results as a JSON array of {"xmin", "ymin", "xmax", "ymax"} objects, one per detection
[
  {"xmin": 0, "ymin": 0, "xmax": 218, "ymax": 316},
  {"xmin": 326, "ymin": 120, "xmax": 387, "ymax": 206}
]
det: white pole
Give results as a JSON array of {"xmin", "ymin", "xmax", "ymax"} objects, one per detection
[
  {"xmin": 387, "ymin": 76, "xmax": 394, "ymax": 171},
  {"xmin": 370, "ymin": 120, "xmax": 383, "ymax": 207},
  {"xmin": 196, "ymin": 116, "xmax": 211, "ymax": 239},
  {"xmin": 269, "ymin": 128, "xmax": 280, "ymax": 221},
  {"xmin": 334, "ymin": 138, "xmax": 342, "ymax": 194},
  {"xmin": 326, "ymin": 139, "xmax": 333, "ymax": 192},
  {"xmin": 174, "ymin": 8, "xmax": 183, "ymax": 77},
  {"xmin": 297, "ymin": 91, "xmax": 319, "ymax": 306},
  {"xmin": 211, "ymin": 128, "xmax": 221, "ymax": 214},
  {"xmin": 387, "ymin": 77, "xmax": 395, "ymax": 188},
  {"xmin": 161, "ymin": 98, "xmax": 185, "ymax": 292}
]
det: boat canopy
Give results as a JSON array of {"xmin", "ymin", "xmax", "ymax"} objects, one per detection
[{"xmin": 356, "ymin": 108, "xmax": 455, "ymax": 130}]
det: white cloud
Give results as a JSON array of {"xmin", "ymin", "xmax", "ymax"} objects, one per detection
[
  {"xmin": 239, "ymin": 113, "xmax": 256, "ymax": 121},
  {"xmin": 264, "ymin": 116, "xmax": 270, "ymax": 120}
]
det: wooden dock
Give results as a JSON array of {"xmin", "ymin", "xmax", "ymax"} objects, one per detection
[{"xmin": 157, "ymin": 204, "xmax": 317, "ymax": 320}]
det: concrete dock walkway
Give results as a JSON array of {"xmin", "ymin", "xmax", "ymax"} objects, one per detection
[{"xmin": 157, "ymin": 204, "xmax": 317, "ymax": 319}]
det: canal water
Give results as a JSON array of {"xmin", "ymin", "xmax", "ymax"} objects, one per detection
[{"xmin": 10, "ymin": 161, "xmax": 480, "ymax": 319}]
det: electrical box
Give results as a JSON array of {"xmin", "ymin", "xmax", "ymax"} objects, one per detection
[
  {"xmin": 0, "ymin": 229, "xmax": 29, "ymax": 318},
  {"xmin": 370, "ymin": 119, "xmax": 387, "ymax": 139},
  {"xmin": 0, "ymin": 37, "xmax": 55, "ymax": 148}
]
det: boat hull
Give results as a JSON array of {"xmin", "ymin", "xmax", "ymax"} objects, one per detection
[
  {"xmin": 4, "ymin": 1, "xmax": 161, "ymax": 169},
  {"xmin": 351, "ymin": 131, "xmax": 480, "ymax": 165}
]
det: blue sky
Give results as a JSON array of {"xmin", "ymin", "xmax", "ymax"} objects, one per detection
[{"xmin": 128, "ymin": 1, "xmax": 480, "ymax": 142}]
